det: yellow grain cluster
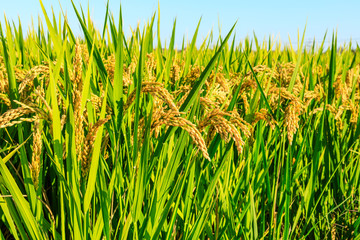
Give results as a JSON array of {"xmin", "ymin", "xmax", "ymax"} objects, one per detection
[
  {"xmin": 151, "ymin": 110, "xmax": 210, "ymax": 161},
  {"xmin": 198, "ymin": 109, "xmax": 248, "ymax": 154},
  {"xmin": 104, "ymin": 54, "xmax": 136, "ymax": 87},
  {"xmin": 30, "ymin": 118, "xmax": 42, "ymax": 190},
  {"xmin": 81, "ymin": 115, "xmax": 111, "ymax": 177},
  {"xmin": 72, "ymin": 39, "xmax": 85, "ymax": 163},
  {"xmin": 125, "ymin": 82, "xmax": 178, "ymax": 112}
]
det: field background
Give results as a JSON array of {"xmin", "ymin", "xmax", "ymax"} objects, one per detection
[{"xmin": 0, "ymin": 1, "xmax": 360, "ymax": 239}]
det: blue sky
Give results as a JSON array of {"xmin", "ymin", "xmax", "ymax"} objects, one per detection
[{"xmin": 1, "ymin": 0, "xmax": 360, "ymax": 48}]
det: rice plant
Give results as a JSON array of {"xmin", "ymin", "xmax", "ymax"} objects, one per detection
[{"xmin": 0, "ymin": 1, "xmax": 359, "ymax": 239}]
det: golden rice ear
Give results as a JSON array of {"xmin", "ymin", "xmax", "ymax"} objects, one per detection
[
  {"xmin": 284, "ymin": 101, "xmax": 302, "ymax": 145},
  {"xmin": 71, "ymin": 39, "xmax": 85, "ymax": 163},
  {"xmin": 81, "ymin": 115, "xmax": 111, "ymax": 177},
  {"xmin": 0, "ymin": 93, "xmax": 11, "ymax": 107},
  {"xmin": 30, "ymin": 118, "xmax": 42, "ymax": 190},
  {"xmin": 229, "ymin": 110, "xmax": 252, "ymax": 139},
  {"xmin": 198, "ymin": 109, "xmax": 247, "ymax": 154},
  {"xmin": 124, "ymin": 82, "xmax": 179, "ymax": 112},
  {"xmin": 151, "ymin": 110, "xmax": 210, "ymax": 161},
  {"xmin": 252, "ymin": 108, "xmax": 277, "ymax": 130},
  {"xmin": 79, "ymin": 43, "xmax": 89, "ymax": 66},
  {"xmin": 17, "ymin": 65, "xmax": 50, "ymax": 101},
  {"xmin": 145, "ymin": 52, "xmax": 156, "ymax": 74},
  {"xmin": 73, "ymin": 39, "xmax": 83, "ymax": 87},
  {"xmin": 0, "ymin": 66, "xmax": 7, "ymax": 94},
  {"xmin": 199, "ymin": 97, "xmax": 220, "ymax": 110},
  {"xmin": 0, "ymin": 107, "xmax": 36, "ymax": 128},
  {"xmin": 170, "ymin": 62, "xmax": 181, "ymax": 85},
  {"xmin": 206, "ymin": 66, "xmax": 229, "ymax": 92},
  {"xmin": 103, "ymin": 54, "xmax": 116, "ymax": 81}
]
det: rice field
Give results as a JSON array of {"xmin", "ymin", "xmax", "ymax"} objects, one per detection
[{"xmin": 0, "ymin": 1, "xmax": 360, "ymax": 239}]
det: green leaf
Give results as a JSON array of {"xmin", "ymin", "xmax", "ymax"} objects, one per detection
[{"xmin": 0, "ymin": 158, "xmax": 44, "ymax": 239}]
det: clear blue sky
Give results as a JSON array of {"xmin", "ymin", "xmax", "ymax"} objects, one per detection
[{"xmin": 1, "ymin": 0, "xmax": 360, "ymax": 49}]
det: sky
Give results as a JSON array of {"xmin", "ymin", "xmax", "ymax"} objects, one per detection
[{"xmin": 1, "ymin": 0, "xmax": 360, "ymax": 49}]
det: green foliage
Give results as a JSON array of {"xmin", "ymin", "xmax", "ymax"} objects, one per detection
[{"xmin": 0, "ymin": 2, "xmax": 359, "ymax": 239}]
